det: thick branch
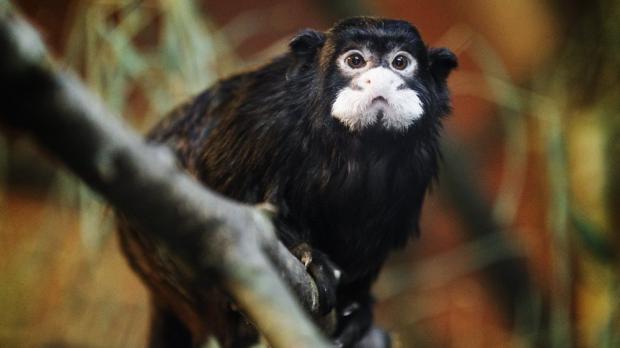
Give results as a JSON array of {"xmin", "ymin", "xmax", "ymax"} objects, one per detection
[{"xmin": 0, "ymin": 7, "xmax": 327, "ymax": 348}]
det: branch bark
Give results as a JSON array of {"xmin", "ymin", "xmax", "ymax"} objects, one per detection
[{"xmin": 0, "ymin": 6, "xmax": 328, "ymax": 348}]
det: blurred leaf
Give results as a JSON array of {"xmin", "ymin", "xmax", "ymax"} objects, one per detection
[
  {"xmin": 571, "ymin": 211, "xmax": 615, "ymax": 264},
  {"xmin": 470, "ymin": 34, "xmax": 529, "ymax": 227}
]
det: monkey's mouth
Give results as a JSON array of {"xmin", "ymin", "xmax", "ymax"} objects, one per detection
[
  {"xmin": 376, "ymin": 111, "xmax": 385, "ymax": 121},
  {"xmin": 371, "ymin": 97, "xmax": 388, "ymax": 121},
  {"xmin": 364, "ymin": 96, "xmax": 388, "ymax": 124},
  {"xmin": 371, "ymin": 96, "xmax": 388, "ymax": 104}
]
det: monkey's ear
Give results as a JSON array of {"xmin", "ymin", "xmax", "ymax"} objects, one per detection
[
  {"xmin": 287, "ymin": 29, "xmax": 326, "ymax": 78},
  {"xmin": 428, "ymin": 47, "xmax": 458, "ymax": 82},
  {"xmin": 289, "ymin": 29, "xmax": 325, "ymax": 59}
]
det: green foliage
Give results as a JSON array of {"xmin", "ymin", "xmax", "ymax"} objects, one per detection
[
  {"xmin": 63, "ymin": 0, "xmax": 231, "ymax": 125},
  {"xmin": 571, "ymin": 211, "xmax": 615, "ymax": 264}
]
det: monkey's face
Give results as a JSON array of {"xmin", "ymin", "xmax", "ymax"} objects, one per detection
[
  {"xmin": 289, "ymin": 18, "xmax": 457, "ymax": 134},
  {"xmin": 330, "ymin": 46, "xmax": 424, "ymax": 132}
]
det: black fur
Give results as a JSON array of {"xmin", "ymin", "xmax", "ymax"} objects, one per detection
[{"xmin": 129, "ymin": 17, "xmax": 457, "ymax": 347}]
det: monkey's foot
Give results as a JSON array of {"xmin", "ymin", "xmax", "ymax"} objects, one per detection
[
  {"xmin": 291, "ymin": 243, "xmax": 341, "ymax": 315},
  {"xmin": 333, "ymin": 302, "xmax": 391, "ymax": 348}
]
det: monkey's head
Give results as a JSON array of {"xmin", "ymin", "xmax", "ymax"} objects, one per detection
[{"xmin": 289, "ymin": 17, "xmax": 457, "ymax": 133}]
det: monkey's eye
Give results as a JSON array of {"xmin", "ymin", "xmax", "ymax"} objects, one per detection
[
  {"xmin": 345, "ymin": 53, "xmax": 366, "ymax": 69},
  {"xmin": 392, "ymin": 54, "xmax": 409, "ymax": 70}
]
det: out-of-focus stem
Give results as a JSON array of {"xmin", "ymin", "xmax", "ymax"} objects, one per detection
[{"xmin": 536, "ymin": 96, "xmax": 573, "ymax": 348}]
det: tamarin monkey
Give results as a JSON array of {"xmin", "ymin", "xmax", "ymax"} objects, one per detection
[{"xmin": 118, "ymin": 16, "xmax": 457, "ymax": 348}]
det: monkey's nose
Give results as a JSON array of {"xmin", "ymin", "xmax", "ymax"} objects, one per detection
[{"xmin": 359, "ymin": 67, "xmax": 400, "ymax": 92}]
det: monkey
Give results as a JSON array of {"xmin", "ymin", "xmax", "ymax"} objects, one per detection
[{"xmin": 117, "ymin": 16, "xmax": 457, "ymax": 348}]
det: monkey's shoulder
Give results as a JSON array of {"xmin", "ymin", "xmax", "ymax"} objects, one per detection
[{"xmin": 146, "ymin": 55, "xmax": 300, "ymax": 165}]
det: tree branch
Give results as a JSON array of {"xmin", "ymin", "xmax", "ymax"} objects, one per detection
[{"xmin": 0, "ymin": 6, "xmax": 328, "ymax": 348}]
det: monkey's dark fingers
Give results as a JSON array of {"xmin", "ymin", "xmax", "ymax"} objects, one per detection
[
  {"xmin": 291, "ymin": 243, "xmax": 313, "ymax": 267},
  {"xmin": 306, "ymin": 249, "xmax": 341, "ymax": 315},
  {"xmin": 332, "ymin": 301, "xmax": 373, "ymax": 348},
  {"xmin": 290, "ymin": 243, "xmax": 341, "ymax": 315}
]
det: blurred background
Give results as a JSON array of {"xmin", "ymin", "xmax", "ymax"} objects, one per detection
[{"xmin": 1, "ymin": 0, "xmax": 619, "ymax": 347}]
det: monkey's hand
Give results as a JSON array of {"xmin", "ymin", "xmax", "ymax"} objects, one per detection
[
  {"xmin": 291, "ymin": 243, "xmax": 341, "ymax": 316},
  {"xmin": 333, "ymin": 300, "xmax": 391, "ymax": 348},
  {"xmin": 259, "ymin": 206, "xmax": 341, "ymax": 316}
]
